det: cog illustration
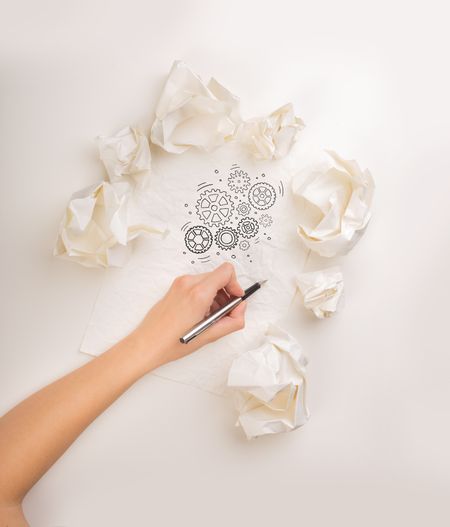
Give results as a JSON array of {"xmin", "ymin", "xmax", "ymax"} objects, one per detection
[
  {"xmin": 195, "ymin": 188, "xmax": 234, "ymax": 227},
  {"xmin": 228, "ymin": 169, "xmax": 250, "ymax": 193},
  {"xmin": 215, "ymin": 227, "xmax": 239, "ymax": 251},
  {"xmin": 239, "ymin": 240, "xmax": 250, "ymax": 251},
  {"xmin": 259, "ymin": 213, "xmax": 273, "ymax": 228},
  {"xmin": 248, "ymin": 182, "xmax": 276, "ymax": 210},
  {"xmin": 236, "ymin": 201, "xmax": 252, "ymax": 216},
  {"xmin": 237, "ymin": 217, "xmax": 259, "ymax": 239},
  {"xmin": 184, "ymin": 225, "xmax": 213, "ymax": 254}
]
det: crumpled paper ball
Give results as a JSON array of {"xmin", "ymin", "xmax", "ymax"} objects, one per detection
[
  {"xmin": 54, "ymin": 181, "xmax": 164, "ymax": 268},
  {"xmin": 227, "ymin": 325, "xmax": 309, "ymax": 440},
  {"xmin": 293, "ymin": 150, "xmax": 375, "ymax": 257},
  {"xmin": 296, "ymin": 267, "xmax": 344, "ymax": 318},
  {"xmin": 235, "ymin": 103, "xmax": 304, "ymax": 160},
  {"xmin": 98, "ymin": 126, "xmax": 151, "ymax": 185},
  {"xmin": 151, "ymin": 61, "xmax": 241, "ymax": 154}
]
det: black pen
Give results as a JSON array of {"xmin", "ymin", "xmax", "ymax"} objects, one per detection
[{"xmin": 180, "ymin": 280, "xmax": 267, "ymax": 344}]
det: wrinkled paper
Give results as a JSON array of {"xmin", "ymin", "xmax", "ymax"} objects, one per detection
[
  {"xmin": 227, "ymin": 324, "xmax": 309, "ymax": 439},
  {"xmin": 293, "ymin": 150, "xmax": 374, "ymax": 257},
  {"xmin": 296, "ymin": 267, "xmax": 344, "ymax": 318},
  {"xmin": 98, "ymin": 126, "xmax": 152, "ymax": 185},
  {"xmin": 236, "ymin": 103, "xmax": 304, "ymax": 160},
  {"xmin": 54, "ymin": 181, "xmax": 164, "ymax": 268},
  {"xmin": 151, "ymin": 61, "xmax": 241, "ymax": 154},
  {"xmin": 80, "ymin": 143, "xmax": 309, "ymax": 393}
]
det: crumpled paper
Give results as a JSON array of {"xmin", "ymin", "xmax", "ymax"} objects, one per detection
[
  {"xmin": 98, "ymin": 126, "xmax": 151, "ymax": 186},
  {"xmin": 293, "ymin": 150, "xmax": 375, "ymax": 257},
  {"xmin": 296, "ymin": 267, "xmax": 344, "ymax": 318},
  {"xmin": 151, "ymin": 61, "xmax": 241, "ymax": 154},
  {"xmin": 54, "ymin": 181, "xmax": 164, "ymax": 268},
  {"xmin": 227, "ymin": 324, "xmax": 309, "ymax": 440},
  {"xmin": 236, "ymin": 103, "xmax": 304, "ymax": 160}
]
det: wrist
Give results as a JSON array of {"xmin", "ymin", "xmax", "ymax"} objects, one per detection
[{"xmin": 121, "ymin": 328, "xmax": 169, "ymax": 375}]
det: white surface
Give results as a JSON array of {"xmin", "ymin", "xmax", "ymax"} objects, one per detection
[{"xmin": 1, "ymin": 1, "xmax": 449, "ymax": 525}]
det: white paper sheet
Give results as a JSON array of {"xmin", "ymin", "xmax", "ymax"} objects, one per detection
[{"xmin": 81, "ymin": 142, "xmax": 309, "ymax": 394}]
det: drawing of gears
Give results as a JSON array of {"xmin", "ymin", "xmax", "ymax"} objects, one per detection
[
  {"xmin": 228, "ymin": 169, "xmax": 250, "ymax": 193},
  {"xmin": 258, "ymin": 213, "xmax": 273, "ymax": 228},
  {"xmin": 239, "ymin": 240, "xmax": 250, "ymax": 251},
  {"xmin": 236, "ymin": 201, "xmax": 252, "ymax": 216},
  {"xmin": 195, "ymin": 188, "xmax": 234, "ymax": 227},
  {"xmin": 237, "ymin": 217, "xmax": 259, "ymax": 239},
  {"xmin": 214, "ymin": 227, "xmax": 239, "ymax": 251},
  {"xmin": 248, "ymin": 182, "xmax": 276, "ymax": 210},
  {"xmin": 184, "ymin": 225, "xmax": 213, "ymax": 254}
]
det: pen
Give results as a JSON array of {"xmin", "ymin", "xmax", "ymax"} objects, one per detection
[{"xmin": 180, "ymin": 280, "xmax": 267, "ymax": 344}]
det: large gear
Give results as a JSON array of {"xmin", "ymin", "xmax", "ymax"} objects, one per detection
[
  {"xmin": 184, "ymin": 225, "xmax": 213, "ymax": 254},
  {"xmin": 248, "ymin": 182, "xmax": 276, "ymax": 210},
  {"xmin": 195, "ymin": 188, "xmax": 234, "ymax": 227},
  {"xmin": 237, "ymin": 216, "xmax": 259, "ymax": 239},
  {"xmin": 228, "ymin": 169, "xmax": 251, "ymax": 193},
  {"xmin": 214, "ymin": 227, "xmax": 239, "ymax": 251}
]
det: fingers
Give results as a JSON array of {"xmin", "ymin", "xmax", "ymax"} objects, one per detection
[
  {"xmin": 203, "ymin": 263, "xmax": 244, "ymax": 298},
  {"xmin": 198, "ymin": 301, "xmax": 247, "ymax": 345}
]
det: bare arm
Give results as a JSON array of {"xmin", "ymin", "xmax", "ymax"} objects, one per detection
[{"xmin": 0, "ymin": 263, "xmax": 245, "ymax": 525}]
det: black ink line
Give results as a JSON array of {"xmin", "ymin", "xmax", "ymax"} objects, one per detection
[
  {"xmin": 197, "ymin": 182, "xmax": 207, "ymax": 187},
  {"xmin": 197, "ymin": 183, "xmax": 213, "ymax": 192},
  {"xmin": 279, "ymin": 180, "xmax": 285, "ymax": 196},
  {"xmin": 181, "ymin": 221, "xmax": 192, "ymax": 232}
]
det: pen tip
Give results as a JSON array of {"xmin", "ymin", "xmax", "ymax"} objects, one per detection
[{"xmin": 259, "ymin": 279, "xmax": 268, "ymax": 286}]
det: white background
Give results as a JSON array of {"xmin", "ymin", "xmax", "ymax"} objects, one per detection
[{"xmin": 1, "ymin": 0, "xmax": 450, "ymax": 525}]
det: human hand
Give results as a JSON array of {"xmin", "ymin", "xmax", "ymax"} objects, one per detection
[{"xmin": 131, "ymin": 263, "xmax": 246, "ymax": 371}]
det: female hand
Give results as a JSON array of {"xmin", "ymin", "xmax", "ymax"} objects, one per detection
[{"xmin": 131, "ymin": 262, "xmax": 247, "ymax": 370}]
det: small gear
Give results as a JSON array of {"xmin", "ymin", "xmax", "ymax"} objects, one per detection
[
  {"xmin": 237, "ymin": 216, "xmax": 259, "ymax": 239},
  {"xmin": 248, "ymin": 182, "xmax": 276, "ymax": 210},
  {"xmin": 195, "ymin": 188, "xmax": 234, "ymax": 227},
  {"xmin": 228, "ymin": 169, "xmax": 251, "ymax": 193},
  {"xmin": 236, "ymin": 201, "xmax": 252, "ymax": 216},
  {"xmin": 239, "ymin": 240, "xmax": 250, "ymax": 251},
  {"xmin": 258, "ymin": 213, "xmax": 273, "ymax": 228},
  {"xmin": 215, "ymin": 227, "xmax": 239, "ymax": 251},
  {"xmin": 184, "ymin": 225, "xmax": 213, "ymax": 254}
]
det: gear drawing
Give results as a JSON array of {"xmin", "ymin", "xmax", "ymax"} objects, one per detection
[
  {"xmin": 195, "ymin": 188, "xmax": 234, "ymax": 227},
  {"xmin": 214, "ymin": 227, "xmax": 239, "ymax": 251},
  {"xmin": 228, "ymin": 169, "xmax": 250, "ymax": 193},
  {"xmin": 248, "ymin": 182, "xmax": 276, "ymax": 210},
  {"xmin": 239, "ymin": 240, "xmax": 250, "ymax": 251},
  {"xmin": 258, "ymin": 213, "xmax": 273, "ymax": 228},
  {"xmin": 184, "ymin": 225, "xmax": 213, "ymax": 254},
  {"xmin": 236, "ymin": 201, "xmax": 252, "ymax": 216},
  {"xmin": 237, "ymin": 217, "xmax": 259, "ymax": 239}
]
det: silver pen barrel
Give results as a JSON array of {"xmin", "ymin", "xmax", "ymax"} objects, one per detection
[{"xmin": 180, "ymin": 297, "xmax": 242, "ymax": 344}]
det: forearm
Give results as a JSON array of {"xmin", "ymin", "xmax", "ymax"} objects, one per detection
[{"xmin": 0, "ymin": 333, "xmax": 159, "ymax": 505}]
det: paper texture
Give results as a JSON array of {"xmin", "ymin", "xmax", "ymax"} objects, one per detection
[
  {"xmin": 296, "ymin": 267, "xmax": 344, "ymax": 318},
  {"xmin": 151, "ymin": 61, "xmax": 240, "ymax": 154},
  {"xmin": 227, "ymin": 324, "xmax": 309, "ymax": 439},
  {"xmin": 54, "ymin": 181, "xmax": 165, "ymax": 268},
  {"xmin": 292, "ymin": 150, "xmax": 374, "ymax": 257},
  {"xmin": 80, "ymin": 142, "xmax": 309, "ymax": 393},
  {"xmin": 98, "ymin": 126, "xmax": 151, "ymax": 186},
  {"xmin": 236, "ymin": 103, "xmax": 304, "ymax": 160}
]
